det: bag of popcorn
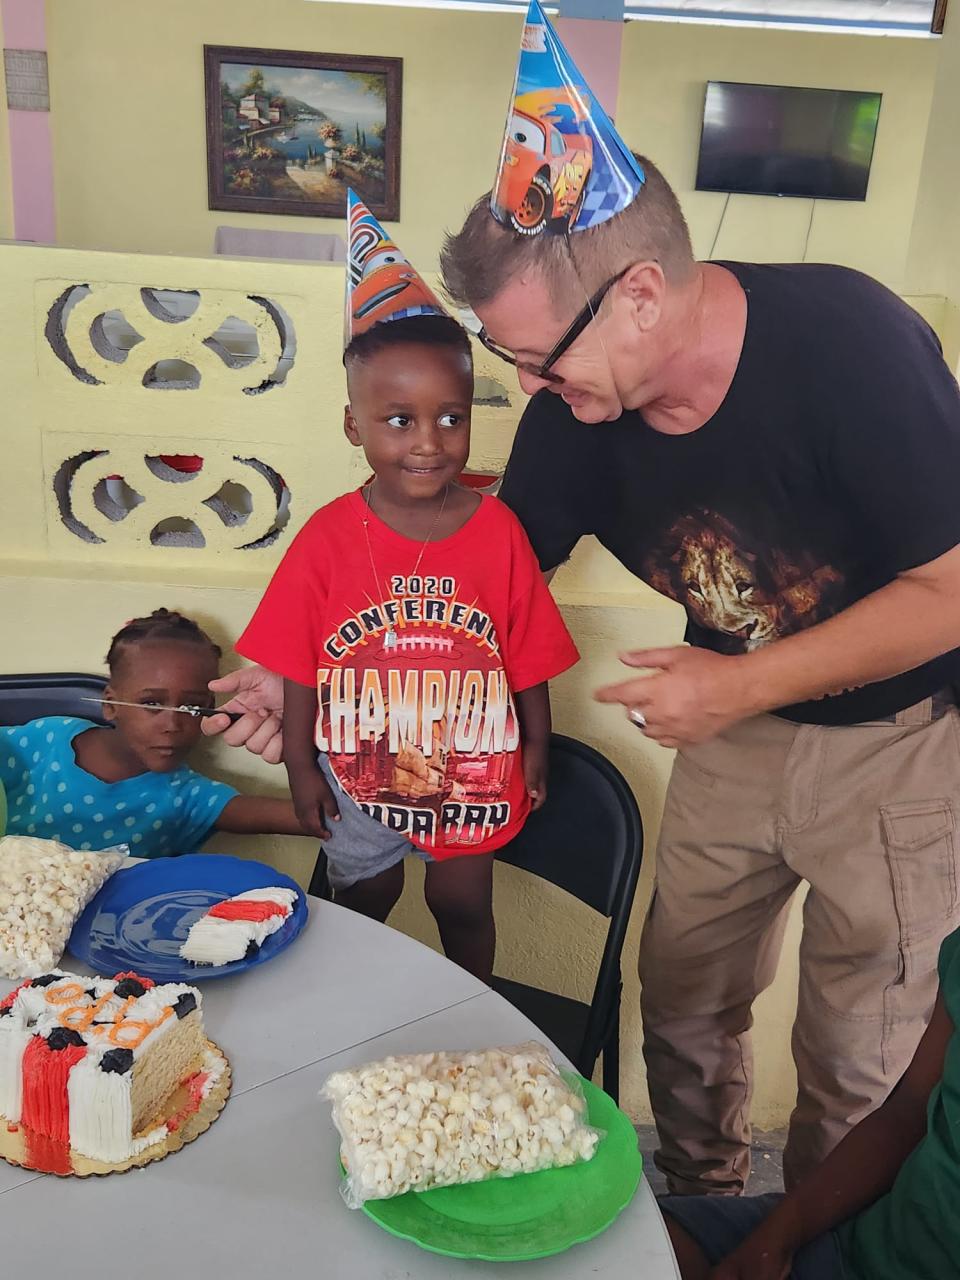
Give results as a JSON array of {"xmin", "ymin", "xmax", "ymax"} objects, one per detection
[
  {"xmin": 322, "ymin": 1041, "xmax": 603, "ymax": 1207},
  {"xmin": 0, "ymin": 835, "xmax": 126, "ymax": 979}
]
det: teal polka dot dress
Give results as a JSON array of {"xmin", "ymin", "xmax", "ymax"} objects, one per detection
[{"xmin": 0, "ymin": 718, "xmax": 238, "ymax": 857}]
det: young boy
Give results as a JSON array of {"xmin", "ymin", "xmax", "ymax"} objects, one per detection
[
  {"xmin": 236, "ymin": 193, "xmax": 578, "ymax": 982},
  {"xmin": 661, "ymin": 921, "xmax": 960, "ymax": 1279}
]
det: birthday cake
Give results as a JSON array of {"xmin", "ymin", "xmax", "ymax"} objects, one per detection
[
  {"xmin": 0, "ymin": 969, "xmax": 224, "ymax": 1166},
  {"xmin": 179, "ymin": 888, "xmax": 298, "ymax": 966}
]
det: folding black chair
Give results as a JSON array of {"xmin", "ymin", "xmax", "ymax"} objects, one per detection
[
  {"xmin": 491, "ymin": 734, "xmax": 643, "ymax": 1103},
  {"xmin": 0, "ymin": 673, "xmax": 108, "ymax": 727}
]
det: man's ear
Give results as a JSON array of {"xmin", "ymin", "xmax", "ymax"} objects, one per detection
[
  {"xmin": 344, "ymin": 403, "xmax": 362, "ymax": 446},
  {"xmin": 620, "ymin": 261, "xmax": 666, "ymax": 334}
]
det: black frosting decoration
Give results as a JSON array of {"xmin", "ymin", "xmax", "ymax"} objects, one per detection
[
  {"xmin": 113, "ymin": 978, "xmax": 148, "ymax": 1000},
  {"xmin": 173, "ymin": 992, "xmax": 197, "ymax": 1020},
  {"xmin": 99, "ymin": 1048, "xmax": 135, "ymax": 1075},
  {"xmin": 47, "ymin": 1027, "xmax": 86, "ymax": 1050}
]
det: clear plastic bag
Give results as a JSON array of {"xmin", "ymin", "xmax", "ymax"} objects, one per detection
[
  {"xmin": 322, "ymin": 1041, "xmax": 603, "ymax": 1208},
  {"xmin": 0, "ymin": 836, "xmax": 127, "ymax": 978}
]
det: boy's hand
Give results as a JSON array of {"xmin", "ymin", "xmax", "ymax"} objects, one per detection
[
  {"xmin": 523, "ymin": 743, "xmax": 549, "ymax": 811},
  {"xmin": 709, "ymin": 1233, "xmax": 792, "ymax": 1280},
  {"xmin": 290, "ymin": 768, "xmax": 341, "ymax": 841}
]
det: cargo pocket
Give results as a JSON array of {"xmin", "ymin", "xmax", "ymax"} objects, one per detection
[{"xmin": 880, "ymin": 799, "xmax": 958, "ymax": 1071}]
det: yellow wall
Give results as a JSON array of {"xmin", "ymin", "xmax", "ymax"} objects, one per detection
[
  {"xmin": 45, "ymin": 0, "xmax": 939, "ymax": 292},
  {"xmin": 45, "ymin": 0, "xmax": 521, "ymax": 268},
  {"xmin": 618, "ymin": 22, "xmax": 939, "ymax": 291}
]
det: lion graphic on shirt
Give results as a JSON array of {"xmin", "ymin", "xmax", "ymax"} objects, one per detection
[{"xmin": 643, "ymin": 510, "xmax": 845, "ymax": 652}]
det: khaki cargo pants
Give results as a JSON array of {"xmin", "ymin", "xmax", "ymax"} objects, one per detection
[{"xmin": 639, "ymin": 696, "xmax": 960, "ymax": 1194}]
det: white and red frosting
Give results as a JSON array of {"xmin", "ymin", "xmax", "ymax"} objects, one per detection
[
  {"xmin": 0, "ymin": 969, "xmax": 217, "ymax": 1165},
  {"xmin": 179, "ymin": 888, "xmax": 297, "ymax": 966}
]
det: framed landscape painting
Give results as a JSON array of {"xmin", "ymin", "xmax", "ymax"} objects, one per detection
[{"xmin": 204, "ymin": 45, "xmax": 402, "ymax": 221}]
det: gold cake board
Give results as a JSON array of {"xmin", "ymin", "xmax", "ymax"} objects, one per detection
[{"xmin": 0, "ymin": 1039, "xmax": 231, "ymax": 1177}]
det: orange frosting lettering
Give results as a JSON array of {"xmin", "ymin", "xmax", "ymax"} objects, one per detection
[
  {"xmin": 45, "ymin": 984, "xmax": 87, "ymax": 1006},
  {"xmin": 109, "ymin": 1005, "xmax": 172, "ymax": 1048}
]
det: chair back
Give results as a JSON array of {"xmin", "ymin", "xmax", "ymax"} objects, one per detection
[
  {"xmin": 0, "ymin": 673, "xmax": 108, "ymax": 726},
  {"xmin": 496, "ymin": 734, "xmax": 642, "ymax": 918},
  {"xmin": 495, "ymin": 734, "xmax": 644, "ymax": 1077}
]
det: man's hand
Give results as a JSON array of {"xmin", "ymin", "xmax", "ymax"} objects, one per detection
[
  {"xmin": 289, "ymin": 766, "xmax": 341, "ymax": 841},
  {"xmin": 595, "ymin": 646, "xmax": 757, "ymax": 748},
  {"xmin": 200, "ymin": 665, "xmax": 285, "ymax": 764},
  {"xmin": 523, "ymin": 742, "xmax": 549, "ymax": 811}
]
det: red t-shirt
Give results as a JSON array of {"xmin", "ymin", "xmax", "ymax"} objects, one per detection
[{"xmin": 238, "ymin": 491, "xmax": 579, "ymax": 859}]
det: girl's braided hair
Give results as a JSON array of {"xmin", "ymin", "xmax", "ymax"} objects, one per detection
[{"xmin": 106, "ymin": 608, "xmax": 221, "ymax": 674}]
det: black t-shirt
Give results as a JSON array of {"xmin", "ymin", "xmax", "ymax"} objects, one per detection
[{"xmin": 499, "ymin": 262, "xmax": 960, "ymax": 725}]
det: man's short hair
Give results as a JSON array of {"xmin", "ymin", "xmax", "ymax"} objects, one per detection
[{"xmin": 440, "ymin": 154, "xmax": 695, "ymax": 314}]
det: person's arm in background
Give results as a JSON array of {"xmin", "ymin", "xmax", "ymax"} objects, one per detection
[
  {"xmin": 516, "ymin": 682, "xmax": 551, "ymax": 810},
  {"xmin": 699, "ymin": 993, "xmax": 953, "ymax": 1279},
  {"xmin": 282, "ymin": 677, "xmax": 340, "ymax": 841}
]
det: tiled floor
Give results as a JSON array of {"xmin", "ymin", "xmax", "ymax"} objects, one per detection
[{"xmin": 636, "ymin": 1126, "xmax": 787, "ymax": 1197}]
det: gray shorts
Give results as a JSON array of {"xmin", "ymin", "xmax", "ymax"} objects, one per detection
[
  {"xmin": 659, "ymin": 1193, "xmax": 846, "ymax": 1278},
  {"xmin": 318, "ymin": 755, "xmax": 432, "ymax": 892}
]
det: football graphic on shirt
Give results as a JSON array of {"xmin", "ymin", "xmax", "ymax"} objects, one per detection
[{"xmin": 371, "ymin": 633, "xmax": 466, "ymax": 664}]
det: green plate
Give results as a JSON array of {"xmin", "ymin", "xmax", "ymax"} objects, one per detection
[{"xmin": 353, "ymin": 1075, "xmax": 642, "ymax": 1262}]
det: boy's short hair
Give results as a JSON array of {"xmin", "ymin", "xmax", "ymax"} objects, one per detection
[{"xmin": 343, "ymin": 313, "xmax": 473, "ymax": 371}]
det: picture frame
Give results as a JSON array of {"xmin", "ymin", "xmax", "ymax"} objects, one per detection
[{"xmin": 203, "ymin": 44, "xmax": 402, "ymax": 221}]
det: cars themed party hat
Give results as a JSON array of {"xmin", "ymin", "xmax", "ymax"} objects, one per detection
[
  {"xmin": 491, "ymin": 0, "xmax": 645, "ymax": 237},
  {"xmin": 345, "ymin": 189, "xmax": 448, "ymax": 344}
]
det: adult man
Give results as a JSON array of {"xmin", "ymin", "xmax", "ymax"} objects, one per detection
[{"xmin": 437, "ymin": 143, "xmax": 960, "ymax": 1196}]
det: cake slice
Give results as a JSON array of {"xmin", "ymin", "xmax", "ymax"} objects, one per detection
[
  {"xmin": 0, "ymin": 969, "xmax": 223, "ymax": 1163},
  {"xmin": 179, "ymin": 888, "xmax": 298, "ymax": 967}
]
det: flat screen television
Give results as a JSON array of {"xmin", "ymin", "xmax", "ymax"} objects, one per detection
[{"xmin": 695, "ymin": 81, "xmax": 882, "ymax": 201}]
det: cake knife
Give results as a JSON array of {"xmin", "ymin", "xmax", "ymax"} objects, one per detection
[{"xmin": 82, "ymin": 697, "xmax": 243, "ymax": 723}]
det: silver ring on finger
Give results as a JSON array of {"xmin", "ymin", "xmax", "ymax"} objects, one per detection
[{"xmin": 628, "ymin": 707, "xmax": 647, "ymax": 730}]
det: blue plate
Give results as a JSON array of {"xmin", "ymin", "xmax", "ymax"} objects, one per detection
[{"xmin": 68, "ymin": 855, "xmax": 308, "ymax": 982}]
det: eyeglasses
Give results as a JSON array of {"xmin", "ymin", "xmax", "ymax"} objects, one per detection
[{"xmin": 477, "ymin": 266, "xmax": 630, "ymax": 386}]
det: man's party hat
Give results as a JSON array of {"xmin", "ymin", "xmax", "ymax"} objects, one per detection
[
  {"xmin": 491, "ymin": 0, "xmax": 645, "ymax": 237},
  {"xmin": 345, "ymin": 189, "xmax": 448, "ymax": 344}
]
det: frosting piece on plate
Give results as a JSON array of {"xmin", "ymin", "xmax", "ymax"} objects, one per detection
[{"xmin": 179, "ymin": 888, "xmax": 298, "ymax": 967}]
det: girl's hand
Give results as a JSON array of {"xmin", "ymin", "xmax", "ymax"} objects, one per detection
[
  {"xmin": 523, "ymin": 743, "xmax": 549, "ymax": 811},
  {"xmin": 290, "ymin": 768, "xmax": 341, "ymax": 840}
]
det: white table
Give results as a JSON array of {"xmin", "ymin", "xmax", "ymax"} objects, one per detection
[{"xmin": 0, "ymin": 898, "xmax": 680, "ymax": 1278}]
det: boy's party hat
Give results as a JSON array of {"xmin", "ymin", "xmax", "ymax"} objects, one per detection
[
  {"xmin": 490, "ymin": 0, "xmax": 645, "ymax": 237},
  {"xmin": 345, "ymin": 190, "xmax": 448, "ymax": 344}
]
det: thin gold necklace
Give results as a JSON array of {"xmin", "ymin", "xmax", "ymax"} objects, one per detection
[{"xmin": 360, "ymin": 481, "xmax": 450, "ymax": 651}]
